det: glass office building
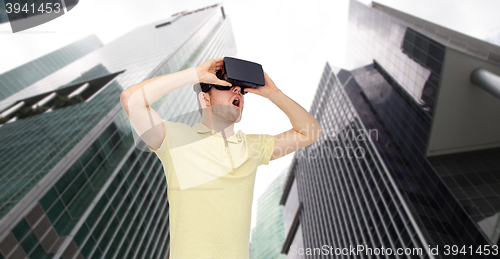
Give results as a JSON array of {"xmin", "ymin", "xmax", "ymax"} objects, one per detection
[
  {"xmin": 280, "ymin": 0, "xmax": 500, "ymax": 258},
  {"xmin": 0, "ymin": 35, "xmax": 102, "ymax": 101},
  {"xmin": 0, "ymin": 4, "xmax": 236, "ymax": 258},
  {"xmin": 250, "ymin": 169, "xmax": 288, "ymax": 259}
]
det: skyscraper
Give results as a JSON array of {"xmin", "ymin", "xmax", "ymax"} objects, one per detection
[
  {"xmin": 250, "ymin": 169, "xmax": 288, "ymax": 259},
  {"xmin": 0, "ymin": 4, "xmax": 236, "ymax": 258},
  {"xmin": 280, "ymin": 0, "xmax": 500, "ymax": 258},
  {"xmin": 0, "ymin": 35, "xmax": 102, "ymax": 101}
]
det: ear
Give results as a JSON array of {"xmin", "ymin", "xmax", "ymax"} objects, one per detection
[{"xmin": 198, "ymin": 91, "xmax": 210, "ymax": 106}]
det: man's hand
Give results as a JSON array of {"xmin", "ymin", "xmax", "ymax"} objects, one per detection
[
  {"xmin": 244, "ymin": 71, "xmax": 282, "ymax": 98},
  {"xmin": 195, "ymin": 58, "xmax": 232, "ymax": 86}
]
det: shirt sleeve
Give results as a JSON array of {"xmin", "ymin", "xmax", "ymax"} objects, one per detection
[
  {"xmin": 260, "ymin": 134, "xmax": 275, "ymax": 165},
  {"xmin": 147, "ymin": 120, "xmax": 170, "ymax": 153}
]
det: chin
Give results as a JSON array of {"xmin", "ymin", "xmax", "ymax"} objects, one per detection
[{"xmin": 228, "ymin": 114, "xmax": 242, "ymax": 124}]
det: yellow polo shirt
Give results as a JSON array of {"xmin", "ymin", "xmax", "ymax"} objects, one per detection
[{"xmin": 149, "ymin": 120, "xmax": 275, "ymax": 259}]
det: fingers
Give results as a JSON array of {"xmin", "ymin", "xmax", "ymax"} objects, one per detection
[
  {"xmin": 263, "ymin": 71, "xmax": 271, "ymax": 82},
  {"xmin": 244, "ymin": 87, "xmax": 255, "ymax": 94},
  {"xmin": 201, "ymin": 58, "xmax": 224, "ymax": 74},
  {"xmin": 263, "ymin": 70, "xmax": 275, "ymax": 84},
  {"xmin": 218, "ymin": 80, "xmax": 232, "ymax": 87},
  {"xmin": 203, "ymin": 58, "xmax": 223, "ymax": 69},
  {"xmin": 213, "ymin": 57, "xmax": 224, "ymax": 67},
  {"xmin": 244, "ymin": 87, "xmax": 258, "ymax": 94}
]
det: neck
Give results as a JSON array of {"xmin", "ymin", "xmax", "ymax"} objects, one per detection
[{"xmin": 202, "ymin": 109, "xmax": 235, "ymax": 138}]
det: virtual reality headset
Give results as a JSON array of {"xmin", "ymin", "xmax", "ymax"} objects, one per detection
[{"xmin": 198, "ymin": 57, "xmax": 265, "ymax": 94}]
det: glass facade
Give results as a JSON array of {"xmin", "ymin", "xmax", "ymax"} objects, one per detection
[
  {"xmin": 281, "ymin": 177, "xmax": 303, "ymax": 259},
  {"xmin": 250, "ymin": 169, "xmax": 287, "ymax": 259},
  {"xmin": 0, "ymin": 4, "xmax": 237, "ymax": 258},
  {"xmin": 287, "ymin": 225, "xmax": 303, "ymax": 259},
  {"xmin": 283, "ymin": 180, "xmax": 300, "ymax": 240},
  {"xmin": 0, "ymin": 35, "xmax": 102, "ymax": 101},
  {"xmin": 281, "ymin": 64, "xmax": 431, "ymax": 257},
  {"xmin": 279, "ymin": 0, "xmax": 500, "ymax": 258},
  {"xmin": 344, "ymin": 1, "xmax": 445, "ymax": 116},
  {"xmin": 428, "ymin": 150, "xmax": 500, "ymax": 245}
]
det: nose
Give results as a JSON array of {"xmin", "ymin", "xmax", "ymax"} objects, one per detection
[{"xmin": 232, "ymin": 86, "xmax": 241, "ymax": 94}]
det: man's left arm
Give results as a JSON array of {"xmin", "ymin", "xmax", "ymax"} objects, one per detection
[{"xmin": 244, "ymin": 71, "xmax": 323, "ymax": 161}]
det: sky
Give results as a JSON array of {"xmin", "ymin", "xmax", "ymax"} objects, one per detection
[{"xmin": 1, "ymin": 0, "xmax": 500, "ymax": 238}]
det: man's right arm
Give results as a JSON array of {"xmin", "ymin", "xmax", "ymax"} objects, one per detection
[{"xmin": 120, "ymin": 58, "xmax": 232, "ymax": 150}]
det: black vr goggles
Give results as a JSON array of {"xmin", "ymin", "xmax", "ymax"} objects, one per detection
[{"xmin": 198, "ymin": 57, "xmax": 265, "ymax": 95}]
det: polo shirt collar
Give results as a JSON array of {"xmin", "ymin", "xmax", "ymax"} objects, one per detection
[{"xmin": 193, "ymin": 123, "xmax": 242, "ymax": 144}]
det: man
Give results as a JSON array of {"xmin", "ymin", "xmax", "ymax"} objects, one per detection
[{"xmin": 120, "ymin": 57, "xmax": 322, "ymax": 258}]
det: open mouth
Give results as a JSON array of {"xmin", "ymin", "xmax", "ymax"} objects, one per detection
[{"xmin": 231, "ymin": 96, "xmax": 241, "ymax": 109}]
